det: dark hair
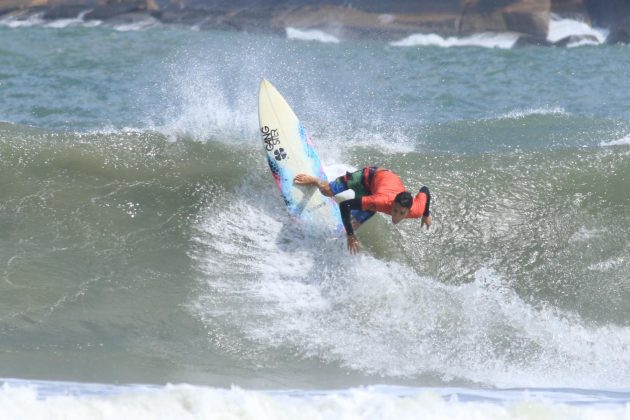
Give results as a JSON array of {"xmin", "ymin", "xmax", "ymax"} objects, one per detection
[{"xmin": 394, "ymin": 191, "xmax": 413, "ymax": 209}]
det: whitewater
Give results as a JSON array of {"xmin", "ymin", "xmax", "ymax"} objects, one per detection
[{"xmin": 0, "ymin": 17, "xmax": 629, "ymax": 419}]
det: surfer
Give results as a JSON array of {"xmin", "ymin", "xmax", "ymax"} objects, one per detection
[{"xmin": 294, "ymin": 167, "xmax": 432, "ymax": 254}]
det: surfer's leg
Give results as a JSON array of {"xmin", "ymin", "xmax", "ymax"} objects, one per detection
[{"xmin": 330, "ymin": 170, "xmax": 369, "ymax": 197}]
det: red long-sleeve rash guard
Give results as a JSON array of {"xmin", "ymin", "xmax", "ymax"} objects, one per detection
[{"xmin": 361, "ymin": 170, "xmax": 427, "ymax": 217}]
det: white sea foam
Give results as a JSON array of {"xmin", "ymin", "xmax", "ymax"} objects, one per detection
[
  {"xmin": 588, "ymin": 257, "xmax": 625, "ymax": 272},
  {"xmin": 390, "ymin": 32, "xmax": 519, "ymax": 49},
  {"xmin": 154, "ymin": 52, "xmax": 410, "ymax": 158},
  {"xmin": 569, "ymin": 227, "xmax": 603, "ymax": 243},
  {"xmin": 286, "ymin": 27, "xmax": 341, "ymax": 44},
  {"xmin": 547, "ymin": 16, "xmax": 608, "ymax": 47},
  {"xmin": 111, "ymin": 16, "xmax": 161, "ymax": 32},
  {"xmin": 2, "ymin": 381, "xmax": 630, "ymax": 420},
  {"xmin": 0, "ymin": 12, "xmax": 44, "ymax": 28},
  {"xmin": 42, "ymin": 10, "xmax": 101, "ymax": 29},
  {"xmin": 6, "ymin": 382, "xmax": 630, "ymax": 419},
  {"xmin": 155, "ymin": 56, "xmax": 259, "ymax": 142},
  {"xmin": 601, "ymin": 135, "xmax": 630, "ymax": 147},
  {"xmin": 157, "ymin": 83, "xmax": 255, "ymax": 142},
  {"xmin": 0, "ymin": 10, "xmax": 103, "ymax": 28},
  {"xmin": 42, "ymin": 18, "xmax": 79, "ymax": 29},
  {"xmin": 390, "ymin": 17, "xmax": 608, "ymax": 49}
]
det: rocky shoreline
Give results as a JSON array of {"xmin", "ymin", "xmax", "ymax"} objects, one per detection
[{"xmin": 1, "ymin": 0, "xmax": 629, "ymax": 45}]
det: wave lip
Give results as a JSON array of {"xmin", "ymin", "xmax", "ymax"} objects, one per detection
[{"xmin": 286, "ymin": 27, "xmax": 340, "ymax": 43}]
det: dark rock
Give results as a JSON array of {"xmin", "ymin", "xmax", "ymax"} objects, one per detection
[
  {"xmin": 503, "ymin": 10, "xmax": 549, "ymax": 36},
  {"xmin": 155, "ymin": 7, "xmax": 280, "ymax": 33},
  {"xmin": 551, "ymin": 0, "xmax": 589, "ymax": 18},
  {"xmin": 513, "ymin": 34, "xmax": 553, "ymax": 46},
  {"xmin": 273, "ymin": 5, "xmax": 462, "ymax": 40},
  {"xmin": 0, "ymin": 0, "xmax": 21, "ymax": 15},
  {"xmin": 43, "ymin": 5, "xmax": 90, "ymax": 20},
  {"xmin": 148, "ymin": 9, "xmax": 162, "ymax": 19},
  {"xmin": 3, "ymin": 0, "xmax": 630, "ymax": 46},
  {"xmin": 100, "ymin": 11, "xmax": 158, "ymax": 26},
  {"xmin": 469, "ymin": 0, "xmax": 520, "ymax": 14},
  {"xmin": 84, "ymin": 2, "xmax": 144, "ymax": 21},
  {"xmin": 151, "ymin": 9, "xmax": 210, "ymax": 26},
  {"xmin": 585, "ymin": 0, "xmax": 630, "ymax": 28},
  {"xmin": 151, "ymin": 0, "xmax": 461, "ymax": 14},
  {"xmin": 458, "ymin": 0, "xmax": 550, "ymax": 38},
  {"xmin": 351, "ymin": 0, "xmax": 462, "ymax": 14},
  {"xmin": 607, "ymin": 19, "xmax": 630, "ymax": 44}
]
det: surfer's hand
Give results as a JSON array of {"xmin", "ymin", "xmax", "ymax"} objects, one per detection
[
  {"xmin": 293, "ymin": 174, "xmax": 318, "ymax": 186},
  {"xmin": 421, "ymin": 215, "xmax": 432, "ymax": 230},
  {"xmin": 347, "ymin": 235, "xmax": 360, "ymax": 254}
]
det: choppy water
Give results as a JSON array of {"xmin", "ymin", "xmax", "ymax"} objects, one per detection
[{"xmin": 1, "ymin": 18, "xmax": 629, "ymax": 418}]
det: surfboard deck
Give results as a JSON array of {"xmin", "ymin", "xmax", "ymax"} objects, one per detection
[{"xmin": 257, "ymin": 79, "xmax": 342, "ymax": 233}]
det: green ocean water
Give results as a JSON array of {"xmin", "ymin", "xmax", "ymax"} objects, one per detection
[{"xmin": 0, "ymin": 24, "xmax": 629, "ymax": 390}]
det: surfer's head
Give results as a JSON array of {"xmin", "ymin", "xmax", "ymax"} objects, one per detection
[{"xmin": 392, "ymin": 191, "xmax": 412, "ymax": 224}]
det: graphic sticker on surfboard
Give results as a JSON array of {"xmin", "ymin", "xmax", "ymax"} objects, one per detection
[{"xmin": 258, "ymin": 79, "xmax": 342, "ymax": 232}]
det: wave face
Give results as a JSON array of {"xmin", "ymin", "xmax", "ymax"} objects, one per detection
[
  {"xmin": 0, "ymin": 25, "xmax": 629, "ymax": 391},
  {"xmin": 1, "ymin": 121, "xmax": 628, "ymax": 388}
]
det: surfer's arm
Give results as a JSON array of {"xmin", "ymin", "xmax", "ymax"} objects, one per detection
[
  {"xmin": 418, "ymin": 186, "xmax": 432, "ymax": 230},
  {"xmin": 293, "ymin": 174, "xmax": 333, "ymax": 197},
  {"xmin": 340, "ymin": 198, "xmax": 362, "ymax": 254},
  {"xmin": 339, "ymin": 198, "xmax": 363, "ymax": 236}
]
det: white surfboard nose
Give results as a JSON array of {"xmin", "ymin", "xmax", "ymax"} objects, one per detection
[
  {"xmin": 257, "ymin": 79, "xmax": 342, "ymax": 232},
  {"xmin": 259, "ymin": 78, "xmax": 268, "ymax": 90}
]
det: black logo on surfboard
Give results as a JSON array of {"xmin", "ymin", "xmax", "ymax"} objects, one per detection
[
  {"xmin": 261, "ymin": 126, "xmax": 280, "ymax": 151},
  {"xmin": 274, "ymin": 148, "xmax": 287, "ymax": 161}
]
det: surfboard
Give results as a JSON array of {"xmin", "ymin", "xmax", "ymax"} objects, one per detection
[{"xmin": 257, "ymin": 79, "xmax": 342, "ymax": 232}]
